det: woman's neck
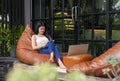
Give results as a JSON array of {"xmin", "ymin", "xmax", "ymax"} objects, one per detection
[{"xmin": 38, "ymin": 34, "xmax": 44, "ymax": 37}]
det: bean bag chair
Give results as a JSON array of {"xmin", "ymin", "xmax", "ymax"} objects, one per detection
[
  {"xmin": 62, "ymin": 54, "xmax": 93, "ymax": 68},
  {"xmin": 16, "ymin": 25, "xmax": 50, "ymax": 64},
  {"xmin": 68, "ymin": 41, "xmax": 120, "ymax": 77},
  {"xmin": 16, "ymin": 24, "xmax": 94, "ymax": 68}
]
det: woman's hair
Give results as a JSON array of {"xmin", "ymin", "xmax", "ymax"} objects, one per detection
[{"xmin": 35, "ymin": 20, "xmax": 51, "ymax": 40}]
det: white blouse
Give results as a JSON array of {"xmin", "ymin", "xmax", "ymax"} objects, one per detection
[{"xmin": 35, "ymin": 35, "xmax": 49, "ymax": 46}]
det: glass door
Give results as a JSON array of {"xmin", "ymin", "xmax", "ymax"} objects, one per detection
[
  {"xmin": 32, "ymin": 0, "xmax": 120, "ymax": 56},
  {"xmin": 32, "ymin": 0, "xmax": 102, "ymax": 55},
  {"xmin": 52, "ymin": 0, "xmax": 81, "ymax": 51}
]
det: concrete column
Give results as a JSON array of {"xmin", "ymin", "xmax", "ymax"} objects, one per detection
[{"xmin": 24, "ymin": 0, "xmax": 31, "ymax": 26}]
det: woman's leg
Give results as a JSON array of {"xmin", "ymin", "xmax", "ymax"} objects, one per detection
[
  {"xmin": 54, "ymin": 45, "xmax": 66, "ymax": 69},
  {"xmin": 47, "ymin": 40, "xmax": 55, "ymax": 62},
  {"xmin": 39, "ymin": 47, "xmax": 49, "ymax": 54},
  {"xmin": 47, "ymin": 40, "xmax": 66, "ymax": 68}
]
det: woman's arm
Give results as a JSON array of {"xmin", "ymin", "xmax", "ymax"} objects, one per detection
[{"xmin": 31, "ymin": 35, "xmax": 45, "ymax": 50}]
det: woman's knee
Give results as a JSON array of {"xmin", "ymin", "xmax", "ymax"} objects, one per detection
[
  {"xmin": 48, "ymin": 40, "xmax": 54, "ymax": 45},
  {"xmin": 55, "ymin": 45, "xmax": 59, "ymax": 50}
]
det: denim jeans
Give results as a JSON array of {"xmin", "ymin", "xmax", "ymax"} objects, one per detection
[{"xmin": 39, "ymin": 40, "xmax": 61, "ymax": 60}]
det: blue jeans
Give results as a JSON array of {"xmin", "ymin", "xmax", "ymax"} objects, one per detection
[{"xmin": 39, "ymin": 40, "xmax": 61, "ymax": 61}]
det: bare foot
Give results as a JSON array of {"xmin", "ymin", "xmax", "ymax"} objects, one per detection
[
  {"xmin": 59, "ymin": 65, "xmax": 66, "ymax": 69},
  {"xmin": 58, "ymin": 59, "xmax": 66, "ymax": 69},
  {"xmin": 48, "ymin": 58, "xmax": 54, "ymax": 63}
]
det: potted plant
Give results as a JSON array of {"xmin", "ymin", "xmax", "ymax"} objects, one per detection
[{"xmin": 0, "ymin": 25, "xmax": 24, "ymax": 57}]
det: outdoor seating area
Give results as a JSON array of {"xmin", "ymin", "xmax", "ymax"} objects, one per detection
[
  {"xmin": 0, "ymin": 24, "xmax": 120, "ymax": 81},
  {"xmin": 14, "ymin": 24, "xmax": 120, "ymax": 81},
  {"xmin": 16, "ymin": 25, "xmax": 93, "ymax": 65},
  {"xmin": 1, "ymin": 0, "xmax": 120, "ymax": 81}
]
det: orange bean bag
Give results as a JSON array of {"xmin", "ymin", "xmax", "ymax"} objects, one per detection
[
  {"xmin": 62, "ymin": 54, "xmax": 93, "ymax": 68},
  {"xmin": 16, "ymin": 25, "xmax": 50, "ymax": 64},
  {"xmin": 16, "ymin": 24, "xmax": 94, "ymax": 68},
  {"xmin": 68, "ymin": 41, "xmax": 120, "ymax": 77}
]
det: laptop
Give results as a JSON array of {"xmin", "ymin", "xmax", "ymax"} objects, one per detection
[{"xmin": 67, "ymin": 44, "xmax": 89, "ymax": 56}]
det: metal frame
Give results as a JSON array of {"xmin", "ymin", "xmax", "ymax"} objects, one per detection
[{"xmin": 30, "ymin": 0, "xmax": 120, "ymax": 56}]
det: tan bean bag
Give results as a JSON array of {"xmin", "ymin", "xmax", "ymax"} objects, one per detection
[
  {"xmin": 16, "ymin": 24, "xmax": 94, "ymax": 69},
  {"xmin": 16, "ymin": 25, "xmax": 50, "ymax": 64},
  {"xmin": 62, "ymin": 54, "xmax": 93, "ymax": 68},
  {"xmin": 68, "ymin": 41, "xmax": 120, "ymax": 77}
]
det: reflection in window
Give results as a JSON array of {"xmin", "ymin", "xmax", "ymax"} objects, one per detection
[
  {"xmin": 94, "ymin": 30, "xmax": 106, "ymax": 40},
  {"xmin": 112, "ymin": 30, "xmax": 120, "ymax": 40},
  {"xmin": 95, "ymin": 0, "xmax": 106, "ymax": 12},
  {"xmin": 94, "ymin": 42, "xmax": 106, "ymax": 56},
  {"xmin": 54, "ymin": 0, "xmax": 62, "ymax": 17},
  {"xmin": 94, "ymin": 15, "xmax": 106, "ymax": 26},
  {"xmin": 110, "ymin": 14, "xmax": 120, "ymax": 26},
  {"xmin": 81, "ymin": 0, "xmax": 93, "ymax": 13},
  {"xmin": 0, "ymin": 0, "xmax": 1, "ymax": 26},
  {"xmin": 112, "ymin": 0, "xmax": 120, "ymax": 10},
  {"xmin": 79, "ymin": 29, "xmax": 92, "ymax": 40},
  {"xmin": 54, "ymin": 19, "xmax": 74, "ymax": 39}
]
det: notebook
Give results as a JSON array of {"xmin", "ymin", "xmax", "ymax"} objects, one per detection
[{"xmin": 67, "ymin": 44, "xmax": 89, "ymax": 56}]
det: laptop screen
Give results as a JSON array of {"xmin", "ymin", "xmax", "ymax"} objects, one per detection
[{"xmin": 67, "ymin": 44, "xmax": 88, "ymax": 56}]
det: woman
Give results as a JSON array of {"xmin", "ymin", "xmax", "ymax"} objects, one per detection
[{"xmin": 31, "ymin": 21, "xmax": 66, "ymax": 69}]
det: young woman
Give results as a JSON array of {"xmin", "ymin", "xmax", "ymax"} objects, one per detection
[{"xmin": 31, "ymin": 21, "xmax": 66, "ymax": 69}]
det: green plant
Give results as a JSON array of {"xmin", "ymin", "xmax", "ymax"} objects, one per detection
[
  {"xmin": 64, "ymin": 71, "xmax": 88, "ymax": 81},
  {"xmin": 6, "ymin": 63, "xmax": 59, "ymax": 81},
  {"xmin": 102, "ymin": 56, "xmax": 120, "ymax": 81},
  {"xmin": 6, "ymin": 63, "xmax": 95, "ymax": 81},
  {"xmin": 0, "ymin": 25, "xmax": 24, "ymax": 53}
]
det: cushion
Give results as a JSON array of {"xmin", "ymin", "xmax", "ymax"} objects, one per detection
[
  {"xmin": 62, "ymin": 54, "xmax": 93, "ymax": 68},
  {"xmin": 16, "ymin": 25, "xmax": 50, "ymax": 64}
]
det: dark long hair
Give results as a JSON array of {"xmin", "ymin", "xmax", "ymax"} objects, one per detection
[{"xmin": 35, "ymin": 21, "xmax": 51, "ymax": 40}]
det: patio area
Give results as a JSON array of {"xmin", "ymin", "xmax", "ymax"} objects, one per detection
[
  {"xmin": 59, "ymin": 72, "xmax": 118, "ymax": 81},
  {"xmin": 13, "ymin": 60, "xmax": 120, "ymax": 81},
  {"xmin": 1, "ymin": 0, "xmax": 120, "ymax": 81},
  {"xmin": 0, "ymin": 56, "xmax": 120, "ymax": 81}
]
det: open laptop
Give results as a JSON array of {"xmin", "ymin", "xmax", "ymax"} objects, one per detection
[{"xmin": 67, "ymin": 44, "xmax": 89, "ymax": 56}]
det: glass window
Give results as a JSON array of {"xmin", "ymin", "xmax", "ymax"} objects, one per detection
[
  {"xmin": 112, "ymin": 30, "xmax": 120, "ymax": 40},
  {"xmin": 94, "ymin": 15, "xmax": 106, "ymax": 27},
  {"xmin": 79, "ymin": 29, "xmax": 92, "ymax": 40},
  {"xmin": 54, "ymin": 19, "xmax": 63, "ymax": 38},
  {"xmin": 54, "ymin": 0, "xmax": 62, "ymax": 17},
  {"xmin": 81, "ymin": 0, "xmax": 93, "ymax": 14},
  {"xmin": 0, "ymin": 0, "xmax": 1, "ymax": 15},
  {"xmin": 54, "ymin": 19, "xmax": 74, "ymax": 39},
  {"xmin": 94, "ymin": 0, "xmax": 106, "ymax": 13},
  {"xmin": 32, "ymin": 0, "xmax": 45, "ymax": 19},
  {"xmin": 79, "ymin": 16, "xmax": 92, "ymax": 40},
  {"xmin": 0, "ymin": 0, "xmax": 1, "ymax": 26},
  {"xmin": 110, "ymin": 13, "xmax": 120, "ymax": 26},
  {"xmin": 54, "ymin": 0, "xmax": 72, "ymax": 17},
  {"xmin": 64, "ymin": 0, "xmax": 72, "ymax": 17},
  {"xmin": 93, "ymin": 42, "xmax": 106, "ymax": 56},
  {"xmin": 110, "ymin": 13, "xmax": 120, "ymax": 40},
  {"xmin": 94, "ymin": 30, "xmax": 106, "ymax": 40},
  {"xmin": 110, "ymin": 0, "xmax": 120, "ymax": 11}
]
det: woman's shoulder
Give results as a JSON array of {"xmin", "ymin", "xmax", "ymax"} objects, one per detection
[
  {"xmin": 32, "ymin": 34, "xmax": 37, "ymax": 37},
  {"xmin": 32, "ymin": 34, "xmax": 37, "ymax": 39}
]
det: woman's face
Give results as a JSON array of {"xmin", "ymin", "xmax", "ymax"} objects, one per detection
[{"xmin": 38, "ymin": 26, "xmax": 45, "ymax": 35}]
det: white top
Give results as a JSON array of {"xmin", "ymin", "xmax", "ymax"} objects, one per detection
[{"xmin": 35, "ymin": 35, "xmax": 49, "ymax": 46}]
